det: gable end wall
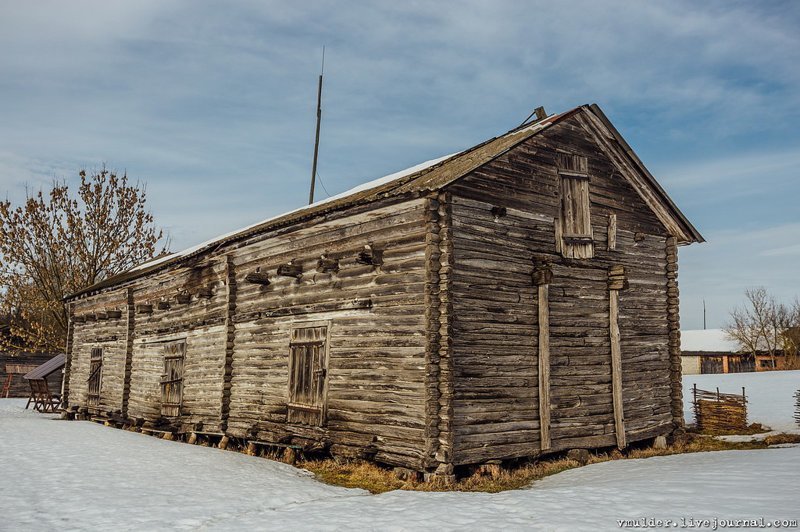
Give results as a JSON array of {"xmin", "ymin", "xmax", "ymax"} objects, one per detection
[{"xmin": 446, "ymin": 115, "xmax": 676, "ymax": 465}]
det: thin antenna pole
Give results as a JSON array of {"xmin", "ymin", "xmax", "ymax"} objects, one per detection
[
  {"xmin": 703, "ymin": 299, "xmax": 707, "ymax": 330},
  {"xmin": 309, "ymin": 47, "xmax": 325, "ymax": 205}
]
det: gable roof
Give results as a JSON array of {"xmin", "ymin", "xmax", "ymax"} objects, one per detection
[
  {"xmin": 66, "ymin": 104, "xmax": 702, "ymax": 300},
  {"xmin": 681, "ymin": 329, "xmax": 740, "ymax": 354}
]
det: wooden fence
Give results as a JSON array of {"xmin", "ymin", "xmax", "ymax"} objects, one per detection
[
  {"xmin": 794, "ymin": 389, "xmax": 800, "ymax": 428},
  {"xmin": 692, "ymin": 384, "xmax": 747, "ymax": 433}
]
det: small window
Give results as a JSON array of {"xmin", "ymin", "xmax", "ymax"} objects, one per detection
[
  {"xmin": 87, "ymin": 348, "xmax": 103, "ymax": 407},
  {"xmin": 556, "ymin": 153, "xmax": 593, "ymax": 258},
  {"xmin": 287, "ymin": 325, "xmax": 329, "ymax": 426},
  {"xmin": 160, "ymin": 341, "xmax": 186, "ymax": 417}
]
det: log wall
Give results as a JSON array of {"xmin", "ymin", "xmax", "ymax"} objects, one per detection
[
  {"xmin": 127, "ymin": 260, "xmax": 228, "ymax": 430},
  {"xmin": 70, "ymin": 289, "xmax": 129, "ymax": 415},
  {"xmin": 446, "ymin": 115, "xmax": 674, "ymax": 465},
  {"xmin": 66, "ymin": 199, "xmax": 429, "ymax": 468},
  {"xmin": 64, "ymin": 112, "xmax": 686, "ymax": 473},
  {"xmin": 227, "ymin": 199, "xmax": 429, "ymax": 469}
]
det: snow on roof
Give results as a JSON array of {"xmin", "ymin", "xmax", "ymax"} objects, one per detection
[
  {"xmin": 131, "ymin": 152, "xmax": 457, "ymax": 272},
  {"xmin": 681, "ymin": 329, "xmax": 740, "ymax": 353}
]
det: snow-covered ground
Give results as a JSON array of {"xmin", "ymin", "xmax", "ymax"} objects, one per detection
[
  {"xmin": 1, "ymin": 372, "xmax": 799, "ymax": 531},
  {"xmin": 683, "ymin": 369, "xmax": 800, "ymax": 432}
]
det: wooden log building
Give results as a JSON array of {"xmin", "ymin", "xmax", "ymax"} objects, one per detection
[{"xmin": 63, "ymin": 104, "xmax": 703, "ymax": 478}]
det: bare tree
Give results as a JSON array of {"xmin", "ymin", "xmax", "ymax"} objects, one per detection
[
  {"xmin": 725, "ymin": 287, "xmax": 795, "ymax": 369},
  {"xmin": 782, "ymin": 298, "xmax": 800, "ymax": 370},
  {"xmin": 725, "ymin": 288, "xmax": 768, "ymax": 357},
  {"xmin": 0, "ymin": 168, "xmax": 167, "ymax": 353}
]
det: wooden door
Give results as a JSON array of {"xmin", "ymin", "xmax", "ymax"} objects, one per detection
[
  {"xmin": 160, "ymin": 342, "xmax": 185, "ymax": 417},
  {"xmin": 87, "ymin": 348, "xmax": 103, "ymax": 407},
  {"xmin": 287, "ymin": 325, "xmax": 329, "ymax": 426}
]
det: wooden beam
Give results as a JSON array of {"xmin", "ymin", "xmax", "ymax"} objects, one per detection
[
  {"xmin": 135, "ymin": 304, "xmax": 153, "ymax": 315},
  {"xmin": 231, "ymin": 298, "xmax": 372, "ymax": 323},
  {"xmin": 196, "ymin": 287, "xmax": 213, "ymax": 299},
  {"xmin": 220, "ymin": 255, "xmax": 236, "ymax": 432},
  {"xmin": 244, "ymin": 271, "xmax": 271, "ymax": 285},
  {"xmin": 607, "ymin": 213, "xmax": 617, "ymax": 251},
  {"xmin": 356, "ymin": 245, "xmax": 383, "ymax": 267},
  {"xmin": 316, "ymin": 255, "xmax": 339, "ymax": 273},
  {"xmin": 609, "ymin": 288, "xmax": 626, "ymax": 449},
  {"xmin": 277, "ymin": 262, "xmax": 303, "ymax": 279},
  {"xmin": 537, "ymin": 283, "xmax": 551, "ymax": 451},
  {"xmin": 62, "ymin": 303, "xmax": 75, "ymax": 406},
  {"xmin": 121, "ymin": 288, "xmax": 135, "ymax": 418}
]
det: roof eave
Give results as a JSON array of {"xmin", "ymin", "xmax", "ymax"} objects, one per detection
[{"xmin": 587, "ymin": 104, "xmax": 704, "ymax": 244}]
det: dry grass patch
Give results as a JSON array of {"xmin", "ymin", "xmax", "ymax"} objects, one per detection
[
  {"xmin": 763, "ymin": 433, "xmax": 800, "ymax": 446},
  {"xmin": 698, "ymin": 423, "xmax": 767, "ymax": 436},
  {"xmin": 297, "ymin": 435, "xmax": 772, "ymax": 494},
  {"xmin": 300, "ymin": 456, "xmax": 591, "ymax": 494}
]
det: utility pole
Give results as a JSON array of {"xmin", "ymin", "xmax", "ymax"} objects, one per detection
[{"xmin": 309, "ymin": 47, "xmax": 325, "ymax": 205}]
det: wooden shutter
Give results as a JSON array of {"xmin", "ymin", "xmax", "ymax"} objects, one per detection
[
  {"xmin": 287, "ymin": 325, "xmax": 329, "ymax": 426},
  {"xmin": 160, "ymin": 342, "xmax": 185, "ymax": 417},
  {"xmin": 557, "ymin": 153, "xmax": 593, "ymax": 259},
  {"xmin": 87, "ymin": 348, "xmax": 103, "ymax": 407}
]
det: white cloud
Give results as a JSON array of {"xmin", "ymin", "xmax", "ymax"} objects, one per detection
[
  {"xmin": 660, "ymin": 148, "xmax": 800, "ymax": 189},
  {"xmin": 0, "ymin": 0, "xmax": 799, "ymax": 319},
  {"xmin": 680, "ymin": 223, "xmax": 800, "ymax": 329}
]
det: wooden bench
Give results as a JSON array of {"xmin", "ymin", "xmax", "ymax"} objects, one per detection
[{"xmin": 27, "ymin": 378, "xmax": 61, "ymax": 413}]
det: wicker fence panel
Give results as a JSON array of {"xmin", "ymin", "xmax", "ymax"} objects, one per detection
[{"xmin": 693, "ymin": 384, "xmax": 747, "ymax": 433}]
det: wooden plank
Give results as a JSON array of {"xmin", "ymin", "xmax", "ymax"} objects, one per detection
[
  {"xmin": 538, "ymin": 283, "xmax": 551, "ymax": 451},
  {"xmin": 609, "ymin": 288, "xmax": 626, "ymax": 448},
  {"xmin": 122, "ymin": 288, "xmax": 135, "ymax": 417},
  {"xmin": 607, "ymin": 213, "xmax": 617, "ymax": 251},
  {"xmin": 220, "ymin": 255, "xmax": 237, "ymax": 430}
]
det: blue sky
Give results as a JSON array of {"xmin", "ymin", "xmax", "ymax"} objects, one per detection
[{"xmin": 1, "ymin": 1, "xmax": 798, "ymax": 329}]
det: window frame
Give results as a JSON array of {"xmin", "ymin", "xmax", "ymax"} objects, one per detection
[{"xmin": 556, "ymin": 152, "xmax": 594, "ymax": 259}]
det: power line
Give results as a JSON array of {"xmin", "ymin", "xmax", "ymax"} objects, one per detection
[{"xmin": 315, "ymin": 171, "xmax": 331, "ymax": 198}]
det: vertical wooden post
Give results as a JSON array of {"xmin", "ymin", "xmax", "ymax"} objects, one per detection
[
  {"xmin": 609, "ymin": 290, "xmax": 626, "ymax": 449},
  {"xmin": 121, "ymin": 288, "xmax": 135, "ymax": 418},
  {"xmin": 62, "ymin": 302, "xmax": 75, "ymax": 406},
  {"xmin": 533, "ymin": 262, "xmax": 553, "ymax": 451},
  {"xmin": 608, "ymin": 265, "xmax": 627, "ymax": 449},
  {"xmin": 220, "ymin": 255, "xmax": 237, "ymax": 432},
  {"xmin": 538, "ymin": 284, "xmax": 551, "ymax": 451}
]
